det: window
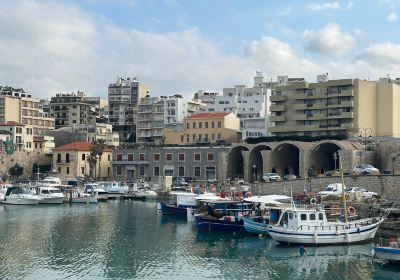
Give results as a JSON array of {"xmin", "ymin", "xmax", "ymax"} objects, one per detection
[
  {"xmin": 81, "ymin": 167, "xmax": 85, "ymax": 175},
  {"xmin": 166, "ymin": 153, "xmax": 172, "ymax": 161},
  {"xmin": 139, "ymin": 166, "xmax": 145, "ymax": 176},
  {"xmin": 107, "ymin": 167, "xmax": 110, "ymax": 176},
  {"xmin": 35, "ymin": 143, "xmax": 38, "ymax": 149},
  {"xmin": 57, "ymin": 153, "xmax": 61, "ymax": 163},
  {"xmin": 319, "ymin": 213, "xmax": 324, "ymax": 220},
  {"xmin": 309, "ymin": 214, "xmax": 316, "ymax": 220},
  {"xmin": 154, "ymin": 153, "xmax": 160, "ymax": 161},
  {"xmin": 154, "ymin": 166, "xmax": 160, "ymax": 176},
  {"xmin": 194, "ymin": 166, "xmax": 201, "ymax": 177},
  {"xmin": 218, "ymin": 121, "xmax": 221, "ymax": 128},
  {"xmin": 108, "ymin": 154, "xmax": 110, "ymax": 161},
  {"xmin": 180, "ymin": 135, "xmax": 184, "ymax": 142},
  {"xmin": 289, "ymin": 213, "xmax": 293, "ymax": 220},
  {"xmin": 82, "ymin": 154, "xmax": 86, "ymax": 161},
  {"xmin": 66, "ymin": 167, "xmax": 70, "ymax": 175},
  {"xmin": 199, "ymin": 134, "xmax": 202, "ymax": 141},
  {"xmin": 178, "ymin": 153, "xmax": 185, "ymax": 161},
  {"xmin": 186, "ymin": 123, "xmax": 189, "ymax": 129},
  {"xmin": 194, "ymin": 153, "xmax": 201, "ymax": 161},
  {"xmin": 205, "ymin": 122, "xmax": 208, "ymax": 128},
  {"xmin": 139, "ymin": 153, "xmax": 145, "ymax": 161},
  {"xmin": 178, "ymin": 166, "xmax": 185, "ymax": 177},
  {"xmin": 205, "ymin": 134, "xmax": 208, "ymax": 141},
  {"xmin": 66, "ymin": 153, "xmax": 70, "ymax": 163},
  {"xmin": 192, "ymin": 122, "xmax": 196, "ymax": 129},
  {"xmin": 217, "ymin": 133, "xmax": 221, "ymax": 140},
  {"xmin": 116, "ymin": 154, "xmax": 122, "ymax": 161},
  {"xmin": 212, "ymin": 133, "xmax": 215, "ymax": 140},
  {"xmin": 128, "ymin": 154, "xmax": 134, "ymax": 161},
  {"xmin": 116, "ymin": 166, "xmax": 122, "ymax": 175},
  {"xmin": 207, "ymin": 153, "xmax": 214, "ymax": 161},
  {"xmin": 211, "ymin": 122, "xmax": 215, "ymax": 128},
  {"xmin": 300, "ymin": 214, "xmax": 307, "ymax": 221},
  {"xmin": 193, "ymin": 134, "xmax": 196, "ymax": 141},
  {"xmin": 58, "ymin": 167, "xmax": 61, "ymax": 174},
  {"xmin": 199, "ymin": 122, "xmax": 202, "ymax": 128}
]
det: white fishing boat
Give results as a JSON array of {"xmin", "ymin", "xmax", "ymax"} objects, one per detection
[
  {"xmin": 101, "ymin": 181, "xmax": 129, "ymax": 194},
  {"xmin": 84, "ymin": 183, "xmax": 107, "ymax": 195},
  {"xmin": 374, "ymin": 238, "xmax": 400, "ymax": 262},
  {"xmin": 3, "ymin": 186, "xmax": 42, "ymax": 205},
  {"xmin": 68, "ymin": 190, "xmax": 98, "ymax": 203},
  {"xmin": 37, "ymin": 186, "xmax": 65, "ymax": 204}
]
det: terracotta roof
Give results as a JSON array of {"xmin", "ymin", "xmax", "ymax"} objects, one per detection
[
  {"xmin": 53, "ymin": 141, "xmax": 112, "ymax": 152},
  {"xmin": 187, "ymin": 112, "xmax": 230, "ymax": 119},
  {"xmin": 0, "ymin": 121, "xmax": 23, "ymax": 126}
]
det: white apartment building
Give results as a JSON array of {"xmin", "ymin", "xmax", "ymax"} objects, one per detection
[
  {"xmin": 164, "ymin": 95, "xmax": 205, "ymax": 128},
  {"xmin": 193, "ymin": 90, "xmax": 219, "ymax": 104},
  {"xmin": 136, "ymin": 96, "xmax": 165, "ymax": 144},
  {"xmin": 0, "ymin": 121, "xmax": 34, "ymax": 152},
  {"xmin": 207, "ymin": 72, "xmax": 273, "ymax": 139},
  {"xmin": 72, "ymin": 123, "xmax": 119, "ymax": 147}
]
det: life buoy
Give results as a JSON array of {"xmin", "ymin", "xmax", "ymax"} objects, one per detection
[
  {"xmin": 348, "ymin": 206, "xmax": 357, "ymax": 216},
  {"xmin": 331, "ymin": 204, "xmax": 340, "ymax": 215}
]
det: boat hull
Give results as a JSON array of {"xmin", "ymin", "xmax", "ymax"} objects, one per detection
[
  {"xmin": 243, "ymin": 217, "xmax": 269, "ymax": 235},
  {"xmin": 39, "ymin": 196, "xmax": 65, "ymax": 204},
  {"xmin": 4, "ymin": 197, "xmax": 40, "ymax": 205},
  {"xmin": 195, "ymin": 215, "xmax": 244, "ymax": 232},
  {"xmin": 70, "ymin": 196, "xmax": 98, "ymax": 203},
  {"xmin": 160, "ymin": 202, "xmax": 189, "ymax": 215},
  {"xmin": 268, "ymin": 220, "xmax": 381, "ymax": 245},
  {"xmin": 374, "ymin": 247, "xmax": 400, "ymax": 262}
]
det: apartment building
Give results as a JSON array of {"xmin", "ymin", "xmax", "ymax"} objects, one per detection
[
  {"xmin": 164, "ymin": 95, "xmax": 205, "ymax": 129},
  {"xmin": 269, "ymin": 75, "xmax": 400, "ymax": 137},
  {"xmin": 0, "ymin": 121, "xmax": 34, "ymax": 151},
  {"xmin": 74, "ymin": 123, "xmax": 119, "ymax": 146},
  {"xmin": 0, "ymin": 86, "xmax": 55, "ymax": 136},
  {"xmin": 108, "ymin": 77, "xmax": 149, "ymax": 143},
  {"xmin": 206, "ymin": 72, "xmax": 273, "ymax": 139},
  {"xmin": 33, "ymin": 135, "xmax": 55, "ymax": 154},
  {"xmin": 86, "ymin": 97, "xmax": 108, "ymax": 123},
  {"xmin": 49, "ymin": 92, "xmax": 91, "ymax": 129},
  {"xmin": 52, "ymin": 141, "xmax": 112, "ymax": 180},
  {"xmin": 136, "ymin": 96, "xmax": 165, "ymax": 144},
  {"xmin": 163, "ymin": 112, "xmax": 241, "ymax": 145},
  {"xmin": 193, "ymin": 90, "xmax": 219, "ymax": 104}
]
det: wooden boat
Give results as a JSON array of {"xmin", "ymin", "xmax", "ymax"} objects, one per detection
[{"xmin": 374, "ymin": 238, "xmax": 400, "ymax": 262}]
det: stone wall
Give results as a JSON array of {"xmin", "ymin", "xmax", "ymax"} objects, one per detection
[
  {"xmin": 250, "ymin": 174, "xmax": 400, "ymax": 200},
  {"xmin": 0, "ymin": 150, "xmax": 52, "ymax": 179}
]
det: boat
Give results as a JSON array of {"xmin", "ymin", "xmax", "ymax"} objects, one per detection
[
  {"xmin": 374, "ymin": 238, "xmax": 400, "ymax": 262},
  {"xmin": 41, "ymin": 176, "xmax": 62, "ymax": 187},
  {"xmin": 242, "ymin": 195, "xmax": 291, "ymax": 235},
  {"xmin": 159, "ymin": 191, "xmax": 198, "ymax": 215},
  {"xmin": 65, "ymin": 188, "xmax": 98, "ymax": 203},
  {"xmin": 194, "ymin": 199, "xmax": 253, "ymax": 232},
  {"xmin": 36, "ymin": 186, "xmax": 65, "ymax": 204},
  {"xmin": 3, "ymin": 186, "xmax": 42, "ymax": 205},
  {"xmin": 84, "ymin": 183, "xmax": 107, "ymax": 195},
  {"xmin": 100, "ymin": 181, "xmax": 129, "ymax": 194},
  {"xmin": 0, "ymin": 183, "xmax": 12, "ymax": 203}
]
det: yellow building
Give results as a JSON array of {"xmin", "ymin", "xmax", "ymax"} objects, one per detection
[
  {"xmin": 269, "ymin": 75, "xmax": 400, "ymax": 137},
  {"xmin": 52, "ymin": 141, "xmax": 112, "ymax": 180},
  {"xmin": 0, "ymin": 121, "xmax": 34, "ymax": 151},
  {"xmin": 164, "ymin": 112, "xmax": 241, "ymax": 145}
]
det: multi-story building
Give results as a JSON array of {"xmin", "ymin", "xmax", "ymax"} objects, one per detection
[
  {"xmin": 49, "ymin": 91, "xmax": 91, "ymax": 129},
  {"xmin": 193, "ymin": 90, "xmax": 219, "ymax": 104},
  {"xmin": 0, "ymin": 86, "xmax": 55, "ymax": 136},
  {"xmin": 112, "ymin": 146, "xmax": 230, "ymax": 182},
  {"xmin": 52, "ymin": 141, "xmax": 112, "ymax": 180},
  {"xmin": 136, "ymin": 96, "xmax": 165, "ymax": 144},
  {"xmin": 164, "ymin": 95, "xmax": 205, "ymax": 129},
  {"xmin": 206, "ymin": 72, "xmax": 272, "ymax": 140},
  {"xmin": 73, "ymin": 123, "xmax": 119, "ymax": 147},
  {"xmin": 86, "ymin": 97, "xmax": 108, "ymax": 123},
  {"xmin": 269, "ymin": 75, "xmax": 400, "ymax": 138},
  {"xmin": 0, "ymin": 121, "xmax": 34, "ymax": 151},
  {"xmin": 163, "ymin": 112, "xmax": 241, "ymax": 145},
  {"xmin": 33, "ymin": 135, "xmax": 55, "ymax": 155},
  {"xmin": 108, "ymin": 77, "xmax": 149, "ymax": 143}
]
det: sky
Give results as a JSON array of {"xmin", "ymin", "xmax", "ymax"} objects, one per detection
[{"xmin": 0, "ymin": 0, "xmax": 400, "ymax": 99}]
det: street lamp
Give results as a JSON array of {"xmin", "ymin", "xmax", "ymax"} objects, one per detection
[
  {"xmin": 333, "ymin": 152, "xmax": 338, "ymax": 170},
  {"xmin": 252, "ymin": 164, "xmax": 256, "ymax": 182},
  {"xmin": 358, "ymin": 128, "xmax": 373, "ymax": 164}
]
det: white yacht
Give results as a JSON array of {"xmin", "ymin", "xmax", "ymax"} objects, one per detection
[
  {"xmin": 84, "ymin": 183, "xmax": 107, "ymax": 195},
  {"xmin": 101, "ymin": 181, "xmax": 129, "ymax": 194},
  {"xmin": 0, "ymin": 183, "xmax": 12, "ymax": 203},
  {"xmin": 37, "ymin": 186, "xmax": 65, "ymax": 204},
  {"xmin": 66, "ymin": 189, "xmax": 98, "ymax": 203},
  {"xmin": 41, "ymin": 177, "xmax": 62, "ymax": 187},
  {"xmin": 3, "ymin": 186, "xmax": 42, "ymax": 205}
]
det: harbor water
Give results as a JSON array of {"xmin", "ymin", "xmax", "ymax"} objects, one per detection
[{"xmin": 0, "ymin": 201, "xmax": 399, "ymax": 280}]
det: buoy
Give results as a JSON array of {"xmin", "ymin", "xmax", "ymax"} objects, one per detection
[
  {"xmin": 348, "ymin": 206, "xmax": 357, "ymax": 216},
  {"xmin": 258, "ymin": 234, "xmax": 263, "ymax": 238}
]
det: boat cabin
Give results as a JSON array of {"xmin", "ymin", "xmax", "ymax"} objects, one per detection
[{"xmin": 278, "ymin": 208, "xmax": 328, "ymax": 229}]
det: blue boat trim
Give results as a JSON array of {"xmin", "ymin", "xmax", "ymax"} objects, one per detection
[
  {"xmin": 374, "ymin": 247, "xmax": 400, "ymax": 254},
  {"xmin": 268, "ymin": 224, "xmax": 379, "ymax": 237}
]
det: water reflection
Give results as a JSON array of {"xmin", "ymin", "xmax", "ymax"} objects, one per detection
[{"xmin": 0, "ymin": 202, "xmax": 397, "ymax": 280}]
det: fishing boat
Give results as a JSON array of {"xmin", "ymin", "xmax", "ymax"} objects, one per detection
[
  {"xmin": 101, "ymin": 181, "xmax": 129, "ymax": 194},
  {"xmin": 3, "ymin": 186, "xmax": 42, "ymax": 205},
  {"xmin": 41, "ymin": 176, "xmax": 62, "ymax": 187},
  {"xmin": 65, "ymin": 188, "xmax": 98, "ymax": 203},
  {"xmin": 37, "ymin": 186, "xmax": 65, "ymax": 204},
  {"xmin": 84, "ymin": 183, "xmax": 108, "ymax": 195},
  {"xmin": 374, "ymin": 238, "xmax": 400, "ymax": 262},
  {"xmin": 242, "ymin": 195, "xmax": 291, "ymax": 235},
  {"xmin": 159, "ymin": 191, "xmax": 198, "ymax": 215}
]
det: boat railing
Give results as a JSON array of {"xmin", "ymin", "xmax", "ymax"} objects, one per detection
[{"xmin": 295, "ymin": 220, "xmax": 376, "ymax": 231}]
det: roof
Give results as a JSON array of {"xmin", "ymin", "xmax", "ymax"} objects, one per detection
[
  {"xmin": 33, "ymin": 136, "xmax": 45, "ymax": 142},
  {"xmin": 53, "ymin": 141, "xmax": 112, "ymax": 152},
  {"xmin": 187, "ymin": 112, "xmax": 230, "ymax": 119},
  {"xmin": 0, "ymin": 121, "xmax": 23, "ymax": 126}
]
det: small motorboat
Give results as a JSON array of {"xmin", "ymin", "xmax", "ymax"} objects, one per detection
[
  {"xmin": 66, "ymin": 189, "xmax": 98, "ymax": 203},
  {"xmin": 374, "ymin": 238, "xmax": 400, "ymax": 262},
  {"xmin": 84, "ymin": 183, "xmax": 107, "ymax": 195},
  {"xmin": 101, "ymin": 181, "xmax": 129, "ymax": 194},
  {"xmin": 3, "ymin": 186, "xmax": 42, "ymax": 205},
  {"xmin": 36, "ymin": 186, "xmax": 65, "ymax": 204}
]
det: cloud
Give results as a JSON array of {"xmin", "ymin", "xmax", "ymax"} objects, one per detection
[
  {"xmin": 278, "ymin": 6, "xmax": 292, "ymax": 15},
  {"xmin": 302, "ymin": 23, "xmax": 355, "ymax": 56},
  {"xmin": 387, "ymin": 12, "xmax": 398, "ymax": 22},
  {"xmin": 358, "ymin": 43, "xmax": 400, "ymax": 65},
  {"xmin": 309, "ymin": 1, "xmax": 353, "ymax": 11}
]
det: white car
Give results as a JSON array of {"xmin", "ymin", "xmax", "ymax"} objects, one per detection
[
  {"xmin": 263, "ymin": 173, "xmax": 281, "ymax": 182},
  {"xmin": 346, "ymin": 187, "xmax": 377, "ymax": 198},
  {"xmin": 318, "ymin": 183, "xmax": 346, "ymax": 198},
  {"xmin": 353, "ymin": 164, "xmax": 380, "ymax": 175}
]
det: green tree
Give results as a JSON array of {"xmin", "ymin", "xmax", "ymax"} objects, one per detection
[
  {"xmin": 9, "ymin": 163, "xmax": 23, "ymax": 179},
  {"xmin": 93, "ymin": 139, "xmax": 106, "ymax": 180},
  {"xmin": 87, "ymin": 149, "xmax": 98, "ymax": 180}
]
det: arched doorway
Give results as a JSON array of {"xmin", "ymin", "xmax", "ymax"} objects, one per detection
[
  {"xmin": 248, "ymin": 144, "xmax": 272, "ymax": 182},
  {"xmin": 310, "ymin": 142, "xmax": 341, "ymax": 175},
  {"xmin": 226, "ymin": 145, "xmax": 249, "ymax": 180},
  {"xmin": 269, "ymin": 143, "xmax": 300, "ymax": 177}
]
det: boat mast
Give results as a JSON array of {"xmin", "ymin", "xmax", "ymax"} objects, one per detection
[{"xmin": 339, "ymin": 157, "xmax": 348, "ymax": 223}]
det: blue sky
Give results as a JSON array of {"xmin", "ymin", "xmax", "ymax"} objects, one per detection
[{"xmin": 0, "ymin": 0, "xmax": 399, "ymax": 98}]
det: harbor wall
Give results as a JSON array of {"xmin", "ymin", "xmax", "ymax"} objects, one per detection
[{"xmin": 251, "ymin": 174, "xmax": 400, "ymax": 200}]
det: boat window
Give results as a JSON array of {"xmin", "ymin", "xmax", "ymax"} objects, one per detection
[
  {"xmin": 42, "ymin": 190, "xmax": 50, "ymax": 194},
  {"xmin": 319, "ymin": 213, "xmax": 324, "ymax": 220},
  {"xmin": 300, "ymin": 214, "xmax": 307, "ymax": 221},
  {"xmin": 288, "ymin": 213, "xmax": 293, "ymax": 220},
  {"xmin": 50, "ymin": 190, "xmax": 61, "ymax": 193},
  {"xmin": 309, "ymin": 213, "xmax": 316, "ymax": 220}
]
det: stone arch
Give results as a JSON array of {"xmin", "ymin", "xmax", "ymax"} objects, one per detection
[
  {"xmin": 248, "ymin": 144, "xmax": 272, "ymax": 182},
  {"xmin": 226, "ymin": 145, "xmax": 249, "ymax": 179},
  {"xmin": 310, "ymin": 141, "xmax": 342, "ymax": 175},
  {"xmin": 269, "ymin": 142, "xmax": 300, "ymax": 177}
]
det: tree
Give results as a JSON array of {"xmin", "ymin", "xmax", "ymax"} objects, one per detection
[
  {"xmin": 9, "ymin": 163, "xmax": 23, "ymax": 179},
  {"xmin": 87, "ymin": 149, "xmax": 98, "ymax": 180},
  {"xmin": 93, "ymin": 139, "xmax": 106, "ymax": 180}
]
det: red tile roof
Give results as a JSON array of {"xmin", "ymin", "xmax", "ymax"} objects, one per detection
[
  {"xmin": 0, "ymin": 121, "xmax": 23, "ymax": 126},
  {"xmin": 54, "ymin": 141, "xmax": 112, "ymax": 152},
  {"xmin": 187, "ymin": 112, "xmax": 230, "ymax": 119}
]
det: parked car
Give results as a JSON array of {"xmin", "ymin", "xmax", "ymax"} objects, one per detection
[
  {"xmin": 325, "ymin": 170, "xmax": 340, "ymax": 177},
  {"xmin": 318, "ymin": 183, "xmax": 346, "ymax": 198},
  {"xmin": 173, "ymin": 177, "xmax": 188, "ymax": 186},
  {"xmin": 236, "ymin": 178, "xmax": 245, "ymax": 185},
  {"xmin": 353, "ymin": 164, "xmax": 380, "ymax": 175},
  {"xmin": 346, "ymin": 187, "xmax": 377, "ymax": 198},
  {"xmin": 263, "ymin": 173, "xmax": 281, "ymax": 182},
  {"xmin": 283, "ymin": 174, "xmax": 297, "ymax": 180}
]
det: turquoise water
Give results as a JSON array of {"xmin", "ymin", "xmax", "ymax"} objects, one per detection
[{"xmin": 0, "ymin": 201, "xmax": 398, "ymax": 280}]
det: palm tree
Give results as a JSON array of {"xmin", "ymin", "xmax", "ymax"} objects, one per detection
[
  {"xmin": 87, "ymin": 149, "xmax": 98, "ymax": 180},
  {"xmin": 91, "ymin": 139, "xmax": 107, "ymax": 180}
]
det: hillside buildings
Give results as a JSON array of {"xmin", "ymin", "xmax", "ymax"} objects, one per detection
[{"xmin": 0, "ymin": 121, "xmax": 33, "ymax": 152}]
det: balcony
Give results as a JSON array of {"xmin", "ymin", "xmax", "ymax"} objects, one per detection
[
  {"xmin": 269, "ymin": 124, "xmax": 319, "ymax": 133},
  {"xmin": 270, "ymin": 115, "xmax": 285, "ymax": 122},
  {"xmin": 341, "ymin": 123, "xmax": 354, "ymax": 129},
  {"xmin": 293, "ymin": 114, "xmax": 307, "ymax": 121},
  {"xmin": 270, "ymin": 95, "xmax": 286, "ymax": 102},
  {"xmin": 270, "ymin": 105, "xmax": 285, "ymax": 112},
  {"xmin": 293, "ymin": 104, "xmax": 307, "ymax": 110},
  {"xmin": 294, "ymin": 93, "xmax": 308, "ymax": 100},
  {"xmin": 327, "ymin": 112, "xmax": 354, "ymax": 119}
]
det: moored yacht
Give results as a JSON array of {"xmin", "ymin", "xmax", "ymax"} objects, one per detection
[
  {"xmin": 41, "ymin": 177, "xmax": 62, "ymax": 187},
  {"xmin": 101, "ymin": 181, "xmax": 129, "ymax": 194},
  {"xmin": 37, "ymin": 186, "xmax": 65, "ymax": 204},
  {"xmin": 84, "ymin": 183, "xmax": 107, "ymax": 195},
  {"xmin": 3, "ymin": 186, "xmax": 42, "ymax": 205}
]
